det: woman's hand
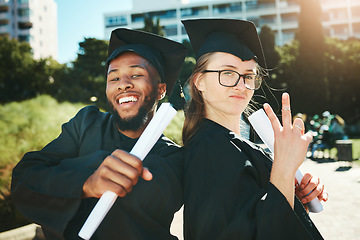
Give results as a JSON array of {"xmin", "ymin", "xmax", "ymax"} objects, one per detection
[
  {"xmin": 296, "ymin": 173, "xmax": 329, "ymax": 204},
  {"xmin": 264, "ymin": 92, "xmax": 313, "ymax": 174},
  {"xmin": 264, "ymin": 92, "xmax": 313, "ymax": 208}
]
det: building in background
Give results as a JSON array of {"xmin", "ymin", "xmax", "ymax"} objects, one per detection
[
  {"xmin": 0, "ymin": 0, "xmax": 57, "ymax": 60},
  {"xmin": 104, "ymin": 0, "xmax": 360, "ymax": 46}
]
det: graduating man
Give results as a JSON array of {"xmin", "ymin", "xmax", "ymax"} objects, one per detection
[{"xmin": 11, "ymin": 28, "xmax": 187, "ymax": 240}]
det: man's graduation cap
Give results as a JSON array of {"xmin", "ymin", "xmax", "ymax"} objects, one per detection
[
  {"xmin": 182, "ymin": 19, "xmax": 266, "ymax": 68},
  {"xmin": 106, "ymin": 28, "xmax": 188, "ymax": 95}
]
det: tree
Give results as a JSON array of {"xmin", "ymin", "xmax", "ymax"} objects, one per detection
[
  {"xmin": 50, "ymin": 38, "xmax": 109, "ymax": 109},
  {"xmin": 290, "ymin": 0, "xmax": 327, "ymax": 115},
  {"xmin": 141, "ymin": 14, "xmax": 164, "ymax": 36},
  {"xmin": 0, "ymin": 37, "xmax": 51, "ymax": 103},
  {"xmin": 324, "ymin": 38, "xmax": 360, "ymax": 123},
  {"xmin": 259, "ymin": 25, "xmax": 280, "ymax": 70}
]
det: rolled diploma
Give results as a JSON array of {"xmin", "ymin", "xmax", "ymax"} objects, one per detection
[
  {"xmin": 78, "ymin": 102, "xmax": 177, "ymax": 239},
  {"xmin": 248, "ymin": 109, "xmax": 323, "ymax": 213}
]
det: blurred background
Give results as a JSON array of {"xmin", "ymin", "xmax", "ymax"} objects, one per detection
[{"xmin": 0, "ymin": 0, "xmax": 359, "ymax": 237}]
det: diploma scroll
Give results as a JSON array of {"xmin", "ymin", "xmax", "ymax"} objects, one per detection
[
  {"xmin": 248, "ymin": 109, "xmax": 323, "ymax": 213},
  {"xmin": 78, "ymin": 102, "xmax": 177, "ymax": 239}
]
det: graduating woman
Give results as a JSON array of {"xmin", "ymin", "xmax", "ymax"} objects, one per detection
[{"xmin": 181, "ymin": 19, "xmax": 327, "ymax": 240}]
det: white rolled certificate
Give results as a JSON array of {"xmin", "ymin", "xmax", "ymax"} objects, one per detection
[
  {"xmin": 248, "ymin": 109, "xmax": 323, "ymax": 213},
  {"xmin": 78, "ymin": 102, "xmax": 177, "ymax": 239}
]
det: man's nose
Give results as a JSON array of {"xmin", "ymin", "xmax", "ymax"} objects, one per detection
[{"xmin": 117, "ymin": 76, "xmax": 133, "ymax": 91}]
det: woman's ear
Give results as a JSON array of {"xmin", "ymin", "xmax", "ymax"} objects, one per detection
[
  {"xmin": 157, "ymin": 83, "xmax": 167, "ymax": 100},
  {"xmin": 194, "ymin": 73, "xmax": 205, "ymax": 92}
]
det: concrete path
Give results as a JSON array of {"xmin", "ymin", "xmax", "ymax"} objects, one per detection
[{"xmin": 170, "ymin": 158, "xmax": 360, "ymax": 240}]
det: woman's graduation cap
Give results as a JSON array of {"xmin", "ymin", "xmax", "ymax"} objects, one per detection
[
  {"xmin": 106, "ymin": 28, "xmax": 187, "ymax": 95},
  {"xmin": 182, "ymin": 18, "xmax": 266, "ymax": 68}
]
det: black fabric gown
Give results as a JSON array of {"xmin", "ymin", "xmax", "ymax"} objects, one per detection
[
  {"xmin": 183, "ymin": 119, "xmax": 323, "ymax": 240},
  {"xmin": 11, "ymin": 106, "xmax": 183, "ymax": 240}
]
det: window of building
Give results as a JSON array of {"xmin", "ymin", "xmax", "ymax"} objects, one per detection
[
  {"xmin": 353, "ymin": 23, "xmax": 360, "ymax": 35},
  {"xmin": 245, "ymin": 1, "xmax": 258, "ymax": 10},
  {"xmin": 18, "ymin": 8, "xmax": 30, "ymax": 17},
  {"xmin": 283, "ymin": 0, "xmax": 299, "ymax": 6},
  {"xmin": 351, "ymin": 6, "xmax": 360, "ymax": 18},
  {"xmin": 180, "ymin": 6, "xmax": 208, "ymax": 17},
  {"xmin": 132, "ymin": 13, "xmax": 144, "ymax": 23},
  {"xmin": 281, "ymin": 13, "xmax": 297, "ymax": 23},
  {"xmin": 18, "ymin": 34, "xmax": 30, "ymax": 42},
  {"xmin": 150, "ymin": 9, "xmax": 176, "ymax": 20},
  {"xmin": 213, "ymin": 3, "xmax": 242, "ymax": 15},
  {"xmin": 333, "ymin": 24, "xmax": 348, "ymax": 35},
  {"xmin": 18, "ymin": 0, "xmax": 29, "ymax": 5},
  {"xmin": 330, "ymin": 8, "xmax": 347, "ymax": 21},
  {"xmin": 322, "ymin": 11, "xmax": 329, "ymax": 22},
  {"xmin": 260, "ymin": 15, "xmax": 276, "ymax": 25},
  {"xmin": 105, "ymin": 15, "xmax": 127, "ymax": 27},
  {"xmin": 163, "ymin": 24, "xmax": 177, "ymax": 36},
  {"xmin": 0, "ymin": 19, "xmax": 9, "ymax": 26}
]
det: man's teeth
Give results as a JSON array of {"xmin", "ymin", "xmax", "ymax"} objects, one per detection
[{"xmin": 118, "ymin": 96, "xmax": 138, "ymax": 104}]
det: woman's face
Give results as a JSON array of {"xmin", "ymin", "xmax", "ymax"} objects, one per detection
[{"xmin": 195, "ymin": 52, "xmax": 256, "ymax": 120}]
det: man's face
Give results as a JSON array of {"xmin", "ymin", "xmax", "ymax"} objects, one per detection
[{"xmin": 106, "ymin": 52, "xmax": 166, "ymax": 132}]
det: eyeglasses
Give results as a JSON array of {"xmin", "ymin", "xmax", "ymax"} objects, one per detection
[{"xmin": 202, "ymin": 70, "xmax": 262, "ymax": 90}]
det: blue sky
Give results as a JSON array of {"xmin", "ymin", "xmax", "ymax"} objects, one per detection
[
  {"xmin": 54, "ymin": 0, "xmax": 209, "ymax": 64},
  {"xmin": 55, "ymin": 0, "xmax": 132, "ymax": 63}
]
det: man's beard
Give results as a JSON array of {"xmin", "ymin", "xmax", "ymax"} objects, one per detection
[
  {"xmin": 109, "ymin": 103, "xmax": 150, "ymax": 132},
  {"xmin": 108, "ymin": 92, "xmax": 157, "ymax": 132}
]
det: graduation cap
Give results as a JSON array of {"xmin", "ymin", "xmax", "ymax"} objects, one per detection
[
  {"xmin": 181, "ymin": 19, "xmax": 266, "ymax": 68},
  {"xmin": 106, "ymin": 28, "xmax": 188, "ymax": 95}
]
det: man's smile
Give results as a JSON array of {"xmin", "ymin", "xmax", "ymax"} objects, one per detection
[{"xmin": 117, "ymin": 96, "xmax": 139, "ymax": 105}]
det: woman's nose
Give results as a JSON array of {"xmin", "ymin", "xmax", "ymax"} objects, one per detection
[{"xmin": 234, "ymin": 76, "xmax": 246, "ymax": 90}]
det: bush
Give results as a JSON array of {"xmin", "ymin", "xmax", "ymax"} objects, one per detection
[{"xmin": 0, "ymin": 95, "xmax": 85, "ymax": 231}]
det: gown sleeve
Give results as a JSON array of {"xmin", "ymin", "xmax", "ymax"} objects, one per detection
[
  {"xmin": 183, "ymin": 131, "xmax": 323, "ymax": 240},
  {"xmin": 11, "ymin": 106, "xmax": 110, "ymax": 237}
]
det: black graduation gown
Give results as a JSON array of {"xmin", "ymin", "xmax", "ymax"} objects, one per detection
[
  {"xmin": 11, "ymin": 106, "xmax": 183, "ymax": 240},
  {"xmin": 183, "ymin": 119, "xmax": 323, "ymax": 240}
]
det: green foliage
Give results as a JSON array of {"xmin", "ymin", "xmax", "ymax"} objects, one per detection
[
  {"xmin": 179, "ymin": 56, "xmax": 196, "ymax": 86},
  {"xmin": 0, "ymin": 95, "xmax": 85, "ymax": 231},
  {"xmin": 259, "ymin": 25, "xmax": 280, "ymax": 70},
  {"xmin": 182, "ymin": 39, "xmax": 195, "ymax": 59},
  {"xmin": 49, "ymin": 38, "xmax": 109, "ymax": 109},
  {"xmin": 0, "ymin": 37, "xmax": 54, "ymax": 103},
  {"xmin": 292, "ymin": 0, "xmax": 327, "ymax": 113},
  {"xmin": 324, "ymin": 38, "xmax": 360, "ymax": 123},
  {"xmin": 0, "ymin": 95, "xmax": 85, "ymax": 185},
  {"xmin": 164, "ymin": 111, "xmax": 185, "ymax": 145},
  {"xmin": 141, "ymin": 15, "xmax": 164, "ymax": 36}
]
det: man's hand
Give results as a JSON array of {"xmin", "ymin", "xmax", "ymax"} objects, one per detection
[{"xmin": 82, "ymin": 149, "xmax": 152, "ymax": 198}]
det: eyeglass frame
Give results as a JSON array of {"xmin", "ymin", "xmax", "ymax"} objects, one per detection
[{"xmin": 201, "ymin": 69, "xmax": 263, "ymax": 90}]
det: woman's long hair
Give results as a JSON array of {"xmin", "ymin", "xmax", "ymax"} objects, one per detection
[{"xmin": 182, "ymin": 53, "xmax": 213, "ymax": 145}]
